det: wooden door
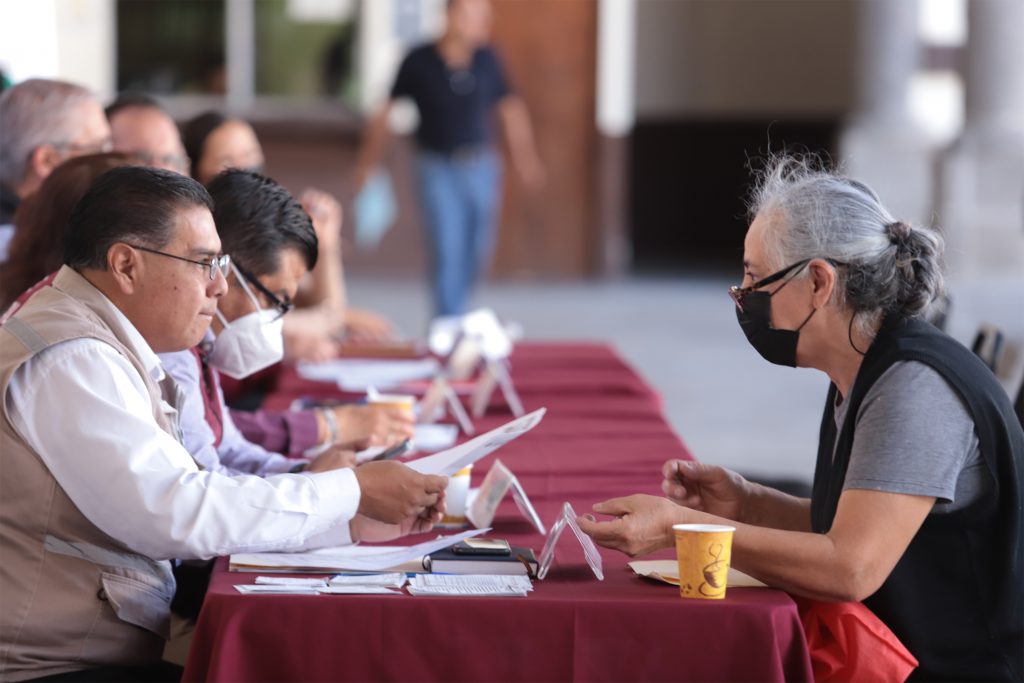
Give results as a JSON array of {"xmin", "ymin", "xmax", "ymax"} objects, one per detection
[{"xmin": 489, "ymin": 0, "xmax": 598, "ymax": 278}]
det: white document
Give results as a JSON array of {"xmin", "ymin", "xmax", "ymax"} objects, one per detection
[
  {"xmin": 229, "ymin": 528, "xmax": 488, "ymax": 573},
  {"xmin": 408, "ymin": 573, "xmax": 532, "ymax": 597},
  {"xmin": 412, "ymin": 423, "xmax": 459, "ymax": 452},
  {"xmin": 316, "ymin": 586, "xmax": 402, "ymax": 595},
  {"xmin": 328, "ymin": 573, "xmax": 408, "ymax": 589},
  {"xmin": 466, "ymin": 459, "xmax": 545, "ymax": 534},
  {"xmin": 234, "ymin": 584, "xmax": 321, "ymax": 595},
  {"xmin": 296, "ymin": 358, "xmax": 440, "ymax": 391},
  {"xmin": 537, "ymin": 502, "xmax": 604, "ymax": 581},
  {"xmin": 406, "ymin": 408, "xmax": 546, "ymax": 477},
  {"xmin": 255, "ymin": 576, "xmax": 328, "ymax": 587}
]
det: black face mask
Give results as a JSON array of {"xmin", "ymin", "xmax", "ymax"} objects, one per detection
[{"xmin": 735, "ymin": 291, "xmax": 817, "ymax": 367}]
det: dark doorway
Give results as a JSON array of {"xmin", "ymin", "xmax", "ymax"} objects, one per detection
[{"xmin": 630, "ymin": 119, "xmax": 839, "ymax": 274}]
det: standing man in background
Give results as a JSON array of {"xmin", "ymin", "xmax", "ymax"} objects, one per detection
[{"xmin": 353, "ymin": 0, "xmax": 544, "ymax": 318}]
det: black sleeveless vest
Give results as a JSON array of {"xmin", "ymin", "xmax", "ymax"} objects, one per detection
[{"xmin": 811, "ymin": 315, "xmax": 1023, "ymax": 681}]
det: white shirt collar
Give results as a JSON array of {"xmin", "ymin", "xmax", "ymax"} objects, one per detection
[{"xmin": 105, "ymin": 299, "xmax": 165, "ymax": 382}]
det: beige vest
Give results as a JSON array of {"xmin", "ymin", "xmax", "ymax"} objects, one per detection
[{"xmin": 0, "ymin": 267, "xmax": 182, "ymax": 681}]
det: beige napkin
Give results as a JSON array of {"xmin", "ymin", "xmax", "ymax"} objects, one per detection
[{"xmin": 627, "ymin": 559, "xmax": 767, "ymax": 588}]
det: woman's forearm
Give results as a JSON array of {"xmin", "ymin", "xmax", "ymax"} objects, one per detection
[{"xmin": 742, "ymin": 482, "xmax": 812, "ymax": 532}]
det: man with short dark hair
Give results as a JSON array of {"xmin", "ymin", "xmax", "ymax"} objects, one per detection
[
  {"xmin": 0, "ymin": 167, "xmax": 447, "ymax": 681},
  {"xmin": 0, "ymin": 78, "xmax": 111, "ymax": 261},
  {"xmin": 159, "ymin": 170, "xmax": 414, "ymax": 478},
  {"xmin": 106, "ymin": 92, "xmax": 189, "ymax": 175}
]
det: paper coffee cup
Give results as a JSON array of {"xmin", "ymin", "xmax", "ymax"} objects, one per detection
[
  {"xmin": 367, "ymin": 392, "xmax": 416, "ymax": 418},
  {"xmin": 439, "ymin": 465, "xmax": 473, "ymax": 527},
  {"xmin": 673, "ymin": 524, "xmax": 735, "ymax": 600}
]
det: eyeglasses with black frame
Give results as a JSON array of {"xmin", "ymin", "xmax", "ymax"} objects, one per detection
[
  {"xmin": 125, "ymin": 243, "xmax": 230, "ymax": 281},
  {"xmin": 233, "ymin": 263, "xmax": 295, "ymax": 322},
  {"xmin": 728, "ymin": 258, "xmax": 846, "ymax": 312}
]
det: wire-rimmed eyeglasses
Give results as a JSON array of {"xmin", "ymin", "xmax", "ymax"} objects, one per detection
[
  {"xmin": 125, "ymin": 243, "xmax": 230, "ymax": 281},
  {"xmin": 233, "ymin": 263, "xmax": 295, "ymax": 321}
]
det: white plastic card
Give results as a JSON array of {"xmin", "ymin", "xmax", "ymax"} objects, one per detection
[
  {"xmin": 470, "ymin": 359, "xmax": 525, "ymax": 419},
  {"xmin": 447, "ymin": 336, "xmax": 483, "ymax": 381},
  {"xmin": 418, "ymin": 374, "xmax": 475, "ymax": 435},
  {"xmin": 466, "ymin": 459, "xmax": 545, "ymax": 534},
  {"xmin": 537, "ymin": 502, "xmax": 604, "ymax": 581}
]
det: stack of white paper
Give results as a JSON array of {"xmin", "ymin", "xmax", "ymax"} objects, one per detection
[
  {"xmin": 328, "ymin": 573, "xmax": 408, "ymax": 590},
  {"xmin": 296, "ymin": 358, "xmax": 440, "ymax": 391},
  {"xmin": 407, "ymin": 573, "xmax": 533, "ymax": 597},
  {"xmin": 229, "ymin": 529, "xmax": 488, "ymax": 573},
  {"xmin": 234, "ymin": 574, "xmax": 408, "ymax": 595}
]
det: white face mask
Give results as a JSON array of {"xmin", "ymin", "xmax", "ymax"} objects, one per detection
[{"xmin": 207, "ymin": 265, "xmax": 285, "ymax": 379}]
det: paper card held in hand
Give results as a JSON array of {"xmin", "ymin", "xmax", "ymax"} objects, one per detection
[
  {"xmin": 405, "ymin": 408, "xmax": 546, "ymax": 477},
  {"xmin": 466, "ymin": 458, "xmax": 545, "ymax": 534},
  {"xmin": 538, "ymin": 502, "xmax": 604, "ymax": 581}
]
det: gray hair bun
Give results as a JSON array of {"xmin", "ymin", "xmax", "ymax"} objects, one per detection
[{"xmin": 750, "ymin": 155, "xmax": 945, "ymax": 328}]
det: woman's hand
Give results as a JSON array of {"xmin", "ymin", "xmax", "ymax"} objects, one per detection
[
  {"xmin": 661, "ymin": 460, "xmax": 751, "ymax": 523},
  {"xmin": 576, "ymin": 494, "xmax": 685, "ymax": 557}
]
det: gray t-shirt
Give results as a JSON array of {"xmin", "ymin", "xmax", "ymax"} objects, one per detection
[{"xmin": 834, "ymin": 360, "xmax": 991, "ymax": 512}]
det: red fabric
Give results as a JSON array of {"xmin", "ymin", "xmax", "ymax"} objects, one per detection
[
  {"xmin": 794, "ymin": 597, "xmax": 918, "ymax": 682},
  {"xmin": 1, "ymin": 270, "xmax": 58, "ymax": 324},
  {"xmin": 183, "ymin": 342, "xmax": 814, "ymax": 683},
  {"xmin": 189, "ymin": 347, "xmax": 225, "ymax": 448}
]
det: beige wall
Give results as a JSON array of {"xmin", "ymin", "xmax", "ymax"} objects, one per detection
[{"xmin": 635, "ymin": 0, "xmax": 859, "ymax": 118}]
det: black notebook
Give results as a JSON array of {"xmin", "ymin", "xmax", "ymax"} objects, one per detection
[{"xmin": 424, "ymin": 546, "xmax": 538, "ymax": 576}]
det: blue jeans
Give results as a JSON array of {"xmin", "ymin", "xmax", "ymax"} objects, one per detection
[{"xmin": 415, "ymin": 149, "xmax": 501, "ymax": 317}]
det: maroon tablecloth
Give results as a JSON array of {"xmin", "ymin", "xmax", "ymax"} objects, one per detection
[{"xmin": 183, "ymin": 343, "xmax": 812, "ymax": 682}]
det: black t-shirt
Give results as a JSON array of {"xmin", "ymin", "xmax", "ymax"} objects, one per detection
[
  {"xmin": 0, "ymin": 184, "xmax": 20, "ymax": 225},
  {"xmin": 390, "ymin": 43, "xmax": 511, "ymax": 154}
]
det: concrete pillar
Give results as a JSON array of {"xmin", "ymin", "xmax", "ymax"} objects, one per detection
[
  {"xmin": 840, "ymin": 0, "xmax": 933, "ymax": 226},
  {"xmin": 595, "ymin": 0, "xmax": 636, "ymax": 276},
  {"xmin": 936, "ymin": 0, "xmax": 1024, "ymax": 276}
]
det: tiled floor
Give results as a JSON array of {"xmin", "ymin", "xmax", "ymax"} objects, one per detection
[{"xmin": 347, "ymin": 271, "xmax": 1024, "ymax": 484}]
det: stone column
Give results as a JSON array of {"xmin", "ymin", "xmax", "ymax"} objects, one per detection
[
  {"xmin": 936, "ymin": 0, "xmax": 1024, "ymax": 276},
  {"xmin": 595, "ymin": 0, "xmax": 636, "ymax": 277},
  {"xmin": 840, "ymin": 0, "xmax": 933, "ymax": 226}
]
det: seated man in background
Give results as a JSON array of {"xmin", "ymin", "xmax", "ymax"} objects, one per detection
[
  {"xmin": 0, "ymin": 78, "xmax": 110, "ymax": 262},
  {"xmin": 159, "ymin": 169, "xmax": 414, "ymax": 480},
  {"xmin": 0, "ymin": 166, "xmax": 446, "ymax": 682},
  {"xmin": 182, "ymin": 110, "xmax": 395, "ymax": 358},
  {"xmin": 106, "ymin": 92, "xmax": 189, "ymax": 175}
]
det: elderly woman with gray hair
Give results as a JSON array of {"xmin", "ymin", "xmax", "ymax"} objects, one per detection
[{"xmin": 578, "ymin": 156, "xmax": 1023, "ymax": 681}]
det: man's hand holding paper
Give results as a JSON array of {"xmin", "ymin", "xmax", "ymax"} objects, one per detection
[{"xmin": 354, "ymin": 461, "xmax": 449, "ymax": 524}]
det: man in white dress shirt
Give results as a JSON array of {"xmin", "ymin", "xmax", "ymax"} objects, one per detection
[{"xmin": 0, "ymin": 167, "xmax": 447, "ymax": 682}]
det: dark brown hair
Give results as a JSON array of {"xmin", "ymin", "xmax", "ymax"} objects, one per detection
[{"xmin": 0, "ymin": 152, "xmax": 134, "ymax": 308}]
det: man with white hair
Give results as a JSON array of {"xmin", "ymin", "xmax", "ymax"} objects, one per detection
[{"xmin": 0, "ymin": 78, "xmax": 111, "ymax": 262}]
